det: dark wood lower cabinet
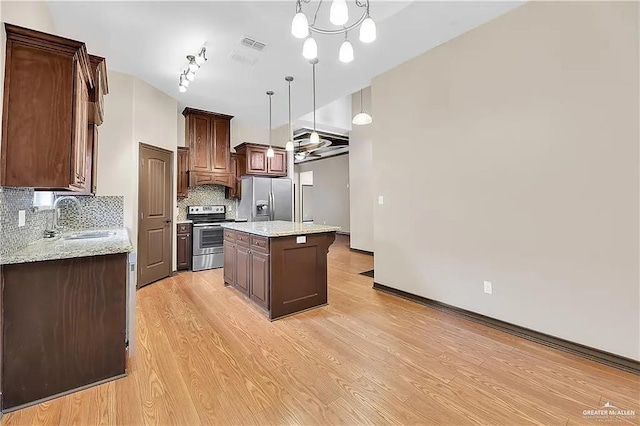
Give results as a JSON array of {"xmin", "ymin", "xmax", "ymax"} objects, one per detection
[
  {"xmin": 250, "ymin": 251, "xmax": 270, "ymax": 310},
  {"xmin": 235, "ymin": 245, "xmax": 251, "ymax": 297},
  {"xmin": 223, "ymin": 241, "xmax": 236, "ymax": 284},
  {"xmin": 222, "ymin": 229, "xmax": 335, "ymax": 319},
  {"xmin": 1, "ymin": 254, "xmax": 128, "ymax": 410},
  {"xmin": 176, "ymin": 223, "xmax": 192, "ymax": 271}
]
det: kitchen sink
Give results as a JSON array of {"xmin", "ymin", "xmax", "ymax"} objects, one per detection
[{"xmin": 63, "ymin": 231, "xmax": 117, "ymax": 240}]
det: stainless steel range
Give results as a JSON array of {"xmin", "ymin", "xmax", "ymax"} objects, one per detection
[{"xmin": 187, "ymin": 205, "xmax": 233, "ymax": 272}]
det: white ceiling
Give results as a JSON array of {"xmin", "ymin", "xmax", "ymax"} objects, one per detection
[{"xmin": 47, "ymin": 1, "xmax": 523, "ymax": 129}]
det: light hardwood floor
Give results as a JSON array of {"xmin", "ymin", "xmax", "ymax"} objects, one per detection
[{"xmin": 2, "ymin": 235, "xmax": 638, "ymax": 425}]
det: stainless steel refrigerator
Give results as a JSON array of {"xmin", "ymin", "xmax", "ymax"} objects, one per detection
[{"xmin": 237, "ymin": 177, "xmax": 293, "ymax": 222}]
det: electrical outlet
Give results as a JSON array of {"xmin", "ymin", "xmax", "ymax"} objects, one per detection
[
  {"xmin": 483, "ymin": 281, "xmax": 493, "ymax": 295},
  {"xmin": 18, "ymin": 210, "xmax": 26, "ymax": 227},
  {"xmin": 378, "ymin": 196, "xmax": 384, "ymax": 205}
]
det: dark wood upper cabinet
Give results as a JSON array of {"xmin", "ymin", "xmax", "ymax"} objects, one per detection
[
  {"xmin": 268, "ymin": 150, "xmax": 287, "ymax": 175},
  {"xmin": 246, "ymin": 145, "xmax": 268, "ymax": 175},
  {"xmin": 71, "ymin": 64, "xmax": 90, "ymax": 191},
  {"xmin": 212, "ymin": 118, "xmax": 231, "ymax": 172},
  {"xmin": 88, "ymin": 55, "xmax": 108, "ymax": 127},
  {"xmin": 225, "ymin": 153, "xmax": 246, "ymax": 199},
  {"xmin": 182, "ymin": 107, "xmax": 234, "ymax": 187},
  {"xmin": 177, "ymin": 147, "xmax": 189, "ymax": 199},
  {"xmin": 87, "ymin": 124, "xmax": 98, "ymax": 195},
  {"xmin": 1, "ymin": 24, "xmax": 107, "ymax": 193},
  {"xmin": 234, "ymin": 143, "xmax": 288, "ymax": 178},
  {"xmin": 188, "ymin": 113, "xmax": 213, "ymax": 172}
]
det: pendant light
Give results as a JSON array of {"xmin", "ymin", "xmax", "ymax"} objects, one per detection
[
  {"xmin": 310, "ymin": 58, "xmax": 320, "ymax": 145},
  {"xmin": 339, "ymin": 32, "xmax": 354, "ymax": 64},
  {"xmin": 302, "ymin": 36, "xmax": 318, "ymax": 60},
  {"xmin": 330, "ymin": 0, "xmax": 349, "ymax": 26},
  {"xmin": 352, "ymin": 88, "xmax": 372, "ymax": 125},
  {"xmin": 291, "ymin": 6, "xmax": 309, "ymax": 39},
  {"xmin": 285, "ymin": 76, "xmax": 294, "ymax": 152},
  {"xmin": 359, "ymin": 15, "xmax": 377, "ymax": 43},
  {"xmin": 266, "ymin": 91, "xmax": 275, "ymax": 158}
]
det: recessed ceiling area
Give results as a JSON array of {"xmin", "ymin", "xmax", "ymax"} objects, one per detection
[{"xmin": 47, "ymin": 1, "xmax": 523, "ymax": 128}]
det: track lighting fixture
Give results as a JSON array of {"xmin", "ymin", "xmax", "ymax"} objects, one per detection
[{"xmin": 177, "ymin": 46, "xmax": 207, "ymax": 93}]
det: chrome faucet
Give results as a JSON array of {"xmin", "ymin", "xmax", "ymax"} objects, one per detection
[{"xmin": 44, "ymin": 196, "xmax": 81, "ymax": 237}]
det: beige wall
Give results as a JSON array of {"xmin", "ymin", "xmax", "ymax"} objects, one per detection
[
  {"xmin": 133, "ymin": 78, "xmax": 179, "ymax": 270},
  {"xmin": 372, "ymin": 1, "xmax": 639, "ymax": 360},
  {"xmin": 99, "ymin": 71, "xmax": 179, "ymax": 272},
  {"xmin": 349, "ymin": 87, "xmax": 374, "ymax": 252},
  {"xmin": 296, "ymin": 155, "xmax": 350, "ymax": 232},
  {"xmin": 97, "ymin": 72, "xmax": 135, "ymax": 227},
  {"xmin": 1, "ymin": 0, "xmax": 54, "ymax": 33}
]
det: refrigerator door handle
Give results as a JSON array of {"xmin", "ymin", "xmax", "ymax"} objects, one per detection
[{"xmin": 270, "ymin": 190, "xmax": 276, "ymax": 221}]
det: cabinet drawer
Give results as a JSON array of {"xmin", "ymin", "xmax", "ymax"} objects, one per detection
[
  {"xmin": 177, "ymin": 223, "xmax": 192, "ymax": 234},
  {"xmin": 236, "ymin": 232, "xmax": 250, "ymax": 247},
  {"xmin": 251, "ymin": 235, "xmax": 269, "ymax": 253},
  {"xmin": 224, "ymin": 229, "xmax": 236, "ymax": 242}
]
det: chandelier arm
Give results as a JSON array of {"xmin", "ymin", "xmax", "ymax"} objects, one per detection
[
  {"xmin": 311, "ymin": 0, "xmax": 323, "ymax": 26},
  {"xmin": 308, "ymin": 10, "xmax": 368, "ymax": 35}
]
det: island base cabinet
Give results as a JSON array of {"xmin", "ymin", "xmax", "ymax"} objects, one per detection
[
  {"xmin": 269, "ymin": 233, "xmax": 334, "ymax": 320},
  {"xmin": 235, "ymin": 245, "xmax": 251, "ymax": 296},
  {"xmin": 222, "ymin": 229, "xmax": 335, "ymax": 320},
  {"xmin": 1, "ymin": 254, "xmax": 127, "ymax": 410},
  {"xmin": 250, "ymin": 251, "xmax": 270, "ymax": 311},
  {"xmin": 223, "ymin": 241, "xmax": 236, "ymax": 285}
]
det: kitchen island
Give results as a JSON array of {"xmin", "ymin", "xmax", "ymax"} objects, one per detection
[{"xmin": 221, "ymin": 221, "xmax": 340, "ymax": 320}]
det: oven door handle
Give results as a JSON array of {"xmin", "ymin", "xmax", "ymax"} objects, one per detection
[{"xmin": 195, "ymin": 225, "xmax": 222, "ymax": 230}]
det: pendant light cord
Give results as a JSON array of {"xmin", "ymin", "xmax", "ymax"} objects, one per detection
[
  {"xmin": 288, "ymin": 80, "xmax": 292, "ymax": 141},
  {"xmin": 360, "ymin": 88, "xmax": 364, "ymax": 113},
  {"xmin": 267, "ymin": 91, "xmax": 274, "ymax": 146},
  {"xmin": 312, "ymin": 62, "xmax": 316, "ymax": 132}
]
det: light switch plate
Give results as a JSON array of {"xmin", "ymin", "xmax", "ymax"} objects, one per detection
[
  {"xmin": 18, "ymin": 210, "xmax": 26, "ymax": 227},
  {"xmin": 378, "ymin": 196, "xmax": 384, "ymax": 205},
  {"xmin": 296, "ymin": 236, "xmax": 307, "ymax": 244}
]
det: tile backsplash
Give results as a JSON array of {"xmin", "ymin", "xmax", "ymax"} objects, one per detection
[
  {"xmin": 177, "ymin": 185, "xmax": 237, "ymax": 220},
  {"xmin": 58, "ymin": 196, "xmax": 124, "ymax": 229},
  {"xmin": 0, "ymin": 187, "xmax": 52, "ymax": 256},
  {"xmin": 0, "ymin": 188, "xmax": 125, "ymax": 257}
]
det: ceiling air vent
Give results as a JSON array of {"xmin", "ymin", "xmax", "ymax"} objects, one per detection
[{"xmin": 240, "ymin": 36, "xmax": 267, "ymax": 52}]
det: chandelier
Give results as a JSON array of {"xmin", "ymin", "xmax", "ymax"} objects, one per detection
[{"xmin": 291, "ymin": 0, "xmax": 377, "ymax": 63}]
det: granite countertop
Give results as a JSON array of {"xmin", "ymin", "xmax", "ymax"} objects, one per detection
[
  {"xmin": 220, "ymin": 221, "xmax": 340, "ymax": 237},
  {"xmin": 176, "ymin": 219, "xmax": 193, "ymax": 224},
  {"xmin": 0, "ymin": 228, "xmax": 134, "ymax": 265}
]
